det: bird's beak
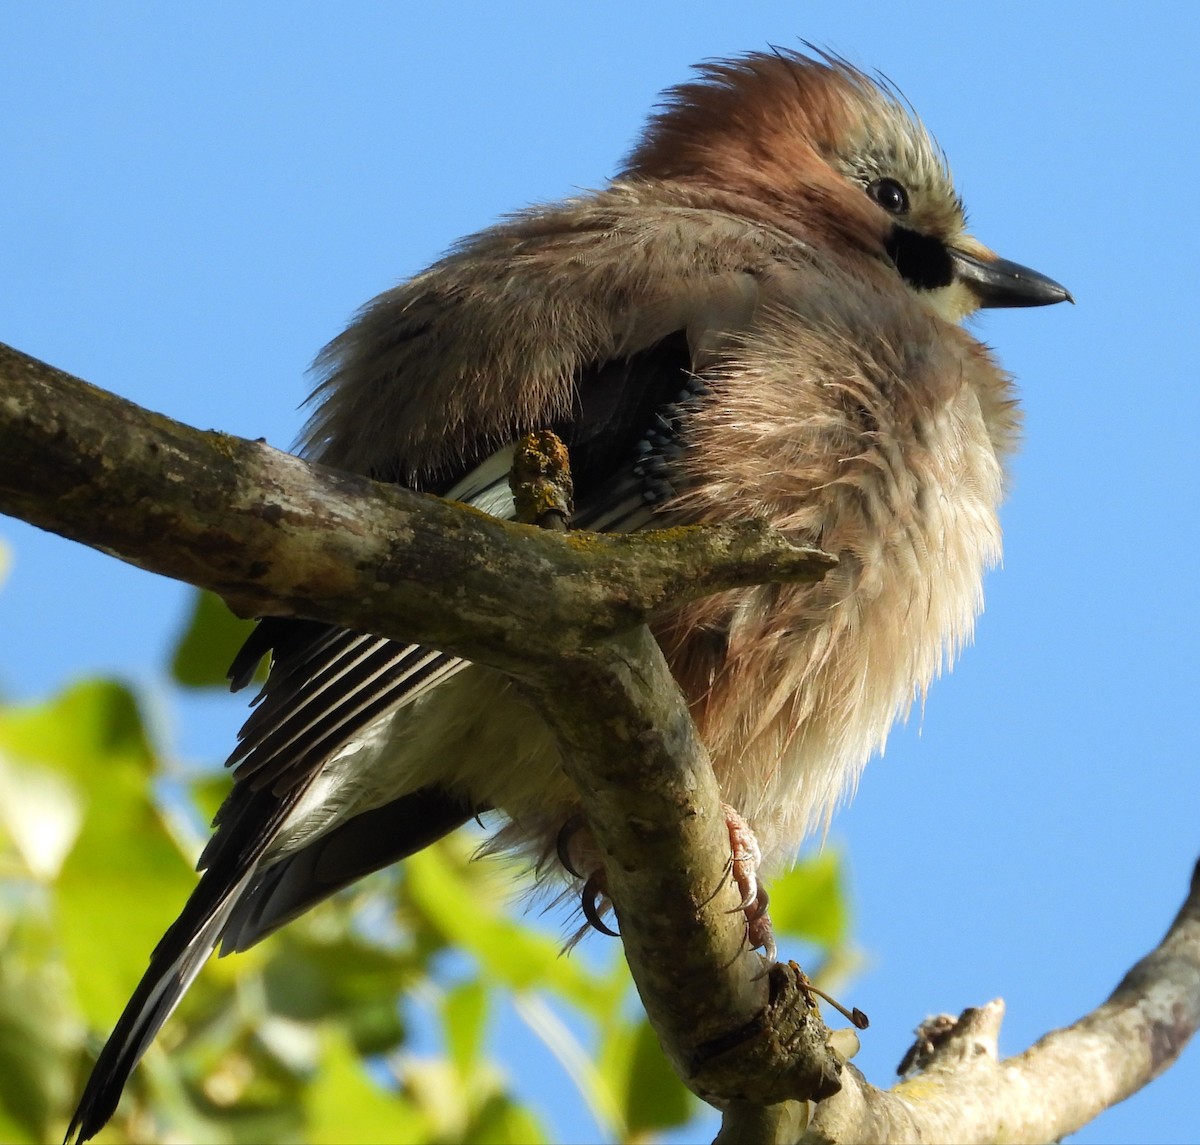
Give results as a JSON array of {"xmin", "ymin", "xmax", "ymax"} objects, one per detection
[{"xmin": 950, "ymin": 245, "xmax": 1073, "ymax": 309}]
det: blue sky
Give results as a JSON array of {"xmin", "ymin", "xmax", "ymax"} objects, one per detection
[{"xmin": 3, "ymin": 4, "xmax": 1198, "ymax": 1142}]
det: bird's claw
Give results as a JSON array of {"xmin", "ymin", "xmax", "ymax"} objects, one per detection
[
  {"xmin": 581, "ymin": 870, "xmax": 620, "ymax": 937},
  {"xmin": 722, "ymin": 803, "xmax": 777, "ymax": 961},
  {"xmin": 557, "ymin": 805, "xmax": 773, "ymax": 956},
  {"xmin": 555, "ymin": 813, "xmax": 587, "ymax": 879}
]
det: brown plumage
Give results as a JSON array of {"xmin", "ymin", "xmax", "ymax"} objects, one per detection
[{"xmin": 66, "ymin": 47, "xmax": 1069, "ymax": 1143}]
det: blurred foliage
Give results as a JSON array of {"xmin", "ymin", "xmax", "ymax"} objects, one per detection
[
  {"xmin": 170, "ymin": 591, "xmax": 260, "ymax": 690},
  {"xmin": 0, "ymin": 587, "xmax": 856, "ymax": 1143}
]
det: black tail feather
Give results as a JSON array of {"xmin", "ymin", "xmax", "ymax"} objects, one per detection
[
  {"xmin": 222, "ymin": 787, "xmax": 475, "ymax": 952},
  {"xmin": 64, "ymin": 866, "xmax": 257, "ymax": 1144}
]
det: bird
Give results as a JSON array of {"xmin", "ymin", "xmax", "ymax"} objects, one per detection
[{"xmin": 65, "ymin": 45, "xmax": 1070, "ymax": 1142}]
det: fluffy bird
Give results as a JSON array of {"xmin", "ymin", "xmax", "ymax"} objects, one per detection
[{"xmin": 66, "ymin": 47, "xmax": 1069, "ymax": 1142}]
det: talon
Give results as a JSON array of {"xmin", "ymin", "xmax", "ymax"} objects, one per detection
[
  {"xmin": 746, "ymin": 885, "xmax": 769, "ymax": 923},
  {"xmin": 581, "ymin": 872, "xmax": 620, "ymax": 937},
  {"xmin": 728, "ymin": 880, "xmax": 770, "ymax": 921},
  {"xmin": 555, "ymin": 813, "xmax": 587, "ymax": 879},
  {"xmin": 748, "ymin": 913, "xmax": 776, "ymax": 964},
  {"xmin": 726, "ymin": 862, "xmax": 760, "ymax": 913},
  {"xmin": 727, "ymin": 885, "xmax": 758, "ymax": 914}
]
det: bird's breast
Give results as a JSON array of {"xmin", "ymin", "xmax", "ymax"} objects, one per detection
[{"xmin": 657, "ymin": 304, "xmax": 1014, "ymax": 866}]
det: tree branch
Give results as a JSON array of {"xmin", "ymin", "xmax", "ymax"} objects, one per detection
[
  {"xmin": 3, "ymin": 341, "xmax": 1195, "ymax": 1142},
  {"xmin": 0, "ymin": 343, "xmax": 832, "ymax": 675},
  {"xmin": 0, "ymin": 342, "xmax": 845, "ymax": 1119},
  {"xmin": 802, "ymin": 859, "xmax": 1200, "ymax": 1143}
]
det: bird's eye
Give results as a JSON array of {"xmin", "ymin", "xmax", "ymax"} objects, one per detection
[{"xmin": 867, "ymin": 178, "xmax": 910, "ymax": 215}]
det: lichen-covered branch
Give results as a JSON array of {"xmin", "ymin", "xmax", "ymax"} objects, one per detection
[
  {"xmin": 801, "ymin": 859, "xmax": 1200, "ymax": 1143},
  {"xmin": 0, "ymin": 343, "xmax": 832, "ymax": 678}
]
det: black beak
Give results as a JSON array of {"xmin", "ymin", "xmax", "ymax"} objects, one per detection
[{"xmin": 951, "ymin": 249, "xmax": 1073, "ymax": 309}]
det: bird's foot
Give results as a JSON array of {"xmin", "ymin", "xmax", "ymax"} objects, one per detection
[
  {"xmin": 722, "ymin": 803, "xmax": 776, "ymax": 962},
  {"xmin": 565, "ymin": 813, "xmax": 769, "ymax": 945},
  {"xmin": 555, "ymin": 815, "xmax": 619, "ymax": 937},
  {"xmin": 554, "ymin": 807, "xmax": 776, "ymax": 960}
]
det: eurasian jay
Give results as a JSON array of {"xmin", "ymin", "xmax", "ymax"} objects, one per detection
[{"xmin": 67, "ymin": 46, "xmax": 1070, "ymax": 1143}]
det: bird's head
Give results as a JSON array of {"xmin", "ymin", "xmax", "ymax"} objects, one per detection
[{"xmin": 621, "ymin": 47, "xmax": 1071, "ymax": 323}]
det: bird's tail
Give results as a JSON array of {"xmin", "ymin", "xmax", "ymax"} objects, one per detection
[{"xmin": 63, "ymin": 865, "xmax": 258, "ymax": 1144}]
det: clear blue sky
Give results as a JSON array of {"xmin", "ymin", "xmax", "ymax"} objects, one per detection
[{"xmin": 3, "ymin": 4, "xmax": 1197, "ymax": 1143}]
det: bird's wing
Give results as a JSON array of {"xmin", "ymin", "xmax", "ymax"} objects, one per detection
[
  {"xmin": 65, "ymin": 327, "xmax": 717, "ymax": 1143},
  {"xmin": 215, "ymin": 331, "xmax": 708, "ymax": 945}
]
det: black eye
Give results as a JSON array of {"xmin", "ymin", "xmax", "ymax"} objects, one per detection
[{"xmin": 867, "ymin": 177, "xmax": 910, "ymax": 215}]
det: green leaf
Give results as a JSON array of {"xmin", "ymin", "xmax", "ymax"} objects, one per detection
[
  {"xmin": 263, "ymin": 930, "xmax": 414, "ymax": 1055},
  {"xmin": 443, "ymin": 980, "xmax": 489, "ymax": 1080},
  {"xmin": 0, "ymin": 1106, "xmax": 33, "ymax": 1145},
  {"xmin": 765, "ymin": 850, "xmax": 849, "ymax": 948},
  {"xmin": 466, "ymin": 1092, "xmax": 547, "ymax": 1144},
  {"xmin": 0, "ymin": 680, "xmax": 154, "ymax": 779},
  {"xmin": 305, "ymin": 1029, "xmax": 425, "ymax": 1144},
  {"xmin": 403, "ymin": 847, "xmax": 617, "ymax": 1015},
  {"xmin": 621, "ymin": 1018, "xmax": 691, "ymax": 1134},
  {"xmin": 170, "ymin": 591, "xmax": 258, "ymax": 689},
  {"xmin": 0, "ymin": 751, "xmax": 84, "ymax": 881},
  {"xmin": 0, "ymin": 682, "xmax": 197, "ymax": 1025},
  {"xmin": 0, "ymin": 957, "xmax": 74, "ymax": 1142}
]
